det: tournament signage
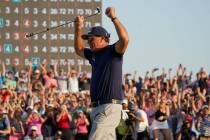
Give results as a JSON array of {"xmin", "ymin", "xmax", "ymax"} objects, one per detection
[{"xmin": 0, "ymin": 0, "xmax": 101, "ymax": 69}]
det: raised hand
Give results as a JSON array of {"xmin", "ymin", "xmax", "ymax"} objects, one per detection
[{"xmin": 105, "ymin": 7, "xmax": 116, "ymax": 19}]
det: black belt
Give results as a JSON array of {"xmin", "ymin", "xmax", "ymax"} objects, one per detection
[{"xmin": 91, "ymin": 99, "xmax": 122, "ymax": 107}]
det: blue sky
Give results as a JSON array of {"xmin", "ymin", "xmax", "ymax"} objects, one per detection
[{"xmin": 102, "ymin": 0, "xmax": 210, "ymax": 76}]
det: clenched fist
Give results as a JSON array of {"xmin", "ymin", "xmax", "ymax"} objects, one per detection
[{"xmin": 105, "ymin": 7, "xmax": 116, "ymax": 19}]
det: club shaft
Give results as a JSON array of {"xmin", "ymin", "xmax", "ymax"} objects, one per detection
[{"xmin": 26, "ymin": 10, "xmax": 100, "ymax": 38}]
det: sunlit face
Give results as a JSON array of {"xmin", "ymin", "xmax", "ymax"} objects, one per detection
[
  {"xmin": 34, "ymin": 73, "xmax": 40, "ymax": 79},
  {"xmin": 8, "ymin": 73, "xmax": 13, "ymax": 79},
  {"xmin": 31, "ymin": 130, "xmax": 37, "ymax": 136},
  {"xmin": 78, "ymin": 111, "xmax": 83, "ymax": 117},
  {"xmin": 88, "ymin": 35, "xmax": 106, "ymax": 52},
  {"xmin": 122, "ymin": 103, "xmax": 128, "ymax": 109},
  {"xmin": 59, "ymin": 69, "xmax": 64, "ymax": 76},
  {"xmin": 32, "ymin": 112, "xmax": 39, "ymax": 118},
  {"xmin": 203, "ymin": 107, "xmax": 209, "ymax": 115},
  {"xmin": 146, "ymin": 99, "xmax": 153, "ymax": 107}
]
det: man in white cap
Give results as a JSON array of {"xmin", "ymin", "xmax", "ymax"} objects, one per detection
[
  {"xmin": 24, "ymin": 125, "xmax": 43, "ymax": 140},
  {"xmin": 128, "ymin": 101, "xmax": 149, "ymax": 140}
]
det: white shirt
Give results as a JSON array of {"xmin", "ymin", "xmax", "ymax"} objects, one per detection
[
  {"xmin": 68, "ymin": 77, "xmax": 79, "ymax": 93},
  {"xmin": 56, "ymin": 76, "xmax": 68, "ymax": 93},
  {"xmin": 135, "ymin": 109, "xmax": 149, "ymax": 133}
]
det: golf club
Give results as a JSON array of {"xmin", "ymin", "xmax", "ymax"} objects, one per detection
[{"xmin": 25, "ymin": 7, "xmax": 101, "ymax": 38}]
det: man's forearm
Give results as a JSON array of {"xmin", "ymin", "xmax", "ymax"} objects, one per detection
[
  {"xmin": 112, "ymin": 18, "xmax": 129, "ymax": 45},
  {"xmin": 74, "ymin": 27, "xmax": 84, "ymax": 53}
]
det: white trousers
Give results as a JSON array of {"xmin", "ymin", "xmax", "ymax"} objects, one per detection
[{"xmin": 88, "ymin": 103, "xmax": 122, "ymax": 140}]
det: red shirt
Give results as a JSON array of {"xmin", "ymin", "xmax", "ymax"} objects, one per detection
[{"xmin": 57, "ymin": 114, "xmax": 70, "ymax": 129}]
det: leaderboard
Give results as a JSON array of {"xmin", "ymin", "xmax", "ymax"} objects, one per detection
[{"xmin": 0, "ymin": 0, "xmax": 101, "ymax": 69}]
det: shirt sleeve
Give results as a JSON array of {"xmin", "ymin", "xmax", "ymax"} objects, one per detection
[
  {"xmin": 84, "ymin": 48, "xmax": 93, "ymax": 64},
  {"xmin": 110, "ymin": 43, "xmax": 123, "ymax": 57}
]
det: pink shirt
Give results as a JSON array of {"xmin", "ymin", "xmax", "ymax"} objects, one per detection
[
  {"xmin": 43, "ymin": 74, "xmax": 58, "ymax": 89},
  {"xmin": 27, "ymin": 118, "xmax": 42, "ymax": 135},
  {"xmin": 143, "ymin": 106, "xmax": 155, "ymax": 125},
  {"xmin": 9, "ymin": 133, "xmax": 23, "ymax": 140},
  {"xmin": 75, "ymin": 118, "xmax": 88, "ymax": 134}
]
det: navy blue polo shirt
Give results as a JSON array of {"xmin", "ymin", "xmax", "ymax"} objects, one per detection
[{"xmin": 84, "ymin": 44, "xmax": 124, "ymax": 102}]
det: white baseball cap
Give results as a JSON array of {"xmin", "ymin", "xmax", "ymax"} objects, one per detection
[
  {"xmin": 122, "ymin": 99, "xmax": 128, "ymax": 104},
  {"xmin": 34, "ymin": 69, "xmax": 40, "ymax": 74},
  {"xmin": 31, "ymin": 126, "xmax": 38, "ymax": 131}
]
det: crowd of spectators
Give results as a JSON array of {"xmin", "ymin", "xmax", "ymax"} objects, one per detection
[{"xmin": 0, "ymin": 61, "xmax": 209, "ymax": 140}]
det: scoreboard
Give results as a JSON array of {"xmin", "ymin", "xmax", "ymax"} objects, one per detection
[{"xmin": 0, "ymin": 0, "xmax": 101, "ymax": 69}]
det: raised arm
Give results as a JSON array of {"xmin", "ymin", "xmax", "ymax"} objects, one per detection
[
  {"xmin": 67, "ymin": 62, "xmax": 72, "ymax": 78},
  {"xmin": 2, "ymin": 61, "xmax": 6, "ymax": 76},
  {"xmin": 28, "ymin": 61, "xmax": 33, "ymax": 88},
  {"xmin": 77, "ymin": 63, "xmax": 81, "ymax": 78},
  {"xmin": 54, "ymin": 61, "xmax": 59, "ymax": 77},
  {"xmin": 40, "ymin": 60, "xmax": 47, "ymax": 75},
  {"xmin": 74, "ymin": 16, "xmax": 85, "ymax": 58},
  {"xmin": 105, "ymin": 7, "xmax": 129, "ymax": 54}
]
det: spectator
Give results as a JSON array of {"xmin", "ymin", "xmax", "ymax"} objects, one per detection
[
  {"xmin": 41, "ymin": 105, "xmax": 57, "ymax": 140},
  {"xmin": 79, "ymin": 71, "xmax": 90, "ymax": 92},
  {"xmin": 56, "ymin": 105, "xmax": 73, "ymax": 140},
  {"xmin": 54, "ymin": 130, "xmax": 62, "ymax": 140},
  {"xmin": 67, "ymin": 64, "xmax": 81, "ymax": 93},
  {"xmin": 116, "ymin": 99, "xmax": 132, "ymax": 140},
  {"xmin": 74, "ymin": 110, "xmax": 90, "ymax": 140},
  {"xmin": 1, "ymin": 60, "xmax": 210, "ymax": 140},
  {"xmin": 195, "ymin": 105, "xmax": 210, "ymax": 140},
  {"xmin": 25, "ymin": 110, "xmax": 44, "ymax": 136},
  {"xmin": 151, "ymin": 99, "xmax": 172, "ymax": 140},
  {"xmin": 54, "ymin": 61, "xmax": 68, "ymax": 94},
  {"xmin": 176, "ymin": 114, "xmax": 196, "ymax": 140},
  {"xmin": 0, "ymin": 62, "xmax": 5, "ymax": 89},
  {"xmin": 4, "ymin": 70, "xmax": 16, "ymax": 91},
  {"xmin": 128, "ymin": 101, "xmax": 149, "ymax": 140},
  {"xmin": 24, "ymin": 125, "xmax": 43, "ymax": 140},
  {"xmin": 0, "ymin": 108, "xmax": 10, "ymax": 140},
  {"xmin": 40, "ymin": 62, "xmax": 58, "ymax": 91},
  {"xmin": 9, "ymin": 106, "xmax": 25, "ymax": 140}
]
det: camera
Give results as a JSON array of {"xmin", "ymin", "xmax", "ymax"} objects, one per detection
[
  {"xmin": 125, "ymin": 110, "xmax": 135, "ymax": 126},
  {"xmin": 126, "ymin": 101, "xmax": 136, "ymax": 125}
]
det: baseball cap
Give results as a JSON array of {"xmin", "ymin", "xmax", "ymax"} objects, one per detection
[
  {"xmin": 202, "ymin": 105, "xmax": 209, "ymax": 110},
  {"xmin": 31, "ymin": 126, "xmax": 38, "ymax": 131},
  {"xmin": 122, "ymin": 99, "xmax": 128, "ymax": 104},
  {"xmin": 82, "ymin": 26, "xmax": 110, "ymax": 40},
  {"xmin": 34, "ymin": 69, "xmax": 40, "ymax": 74},
  {"xmin": 77, "ymin": 109, "xmax": 83, "ymax": 114},
  {"xmin": 26, "ymin": 106, "xmax": 33, "ymax": 111},
  {"xmin": 32, "ymin": 109, "xmax": 38, "ymax": 114}
]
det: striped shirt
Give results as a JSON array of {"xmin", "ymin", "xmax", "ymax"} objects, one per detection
[{"xmin": 200, "ymin": 115, "xmax": 210, "ymax": 136}]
